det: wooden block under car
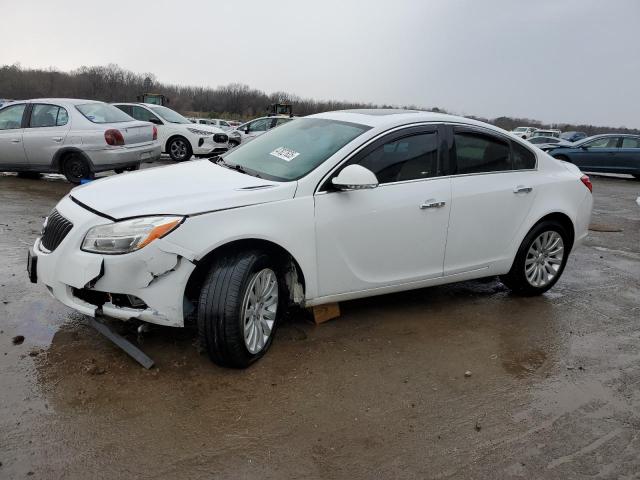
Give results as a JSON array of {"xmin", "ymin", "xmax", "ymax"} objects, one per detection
[{"xmin": 310, "ymin": 303, "xmax": 341, "ymax": 324}]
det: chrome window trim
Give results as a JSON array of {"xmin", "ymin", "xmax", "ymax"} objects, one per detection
[{"xmin": 314, "ymin": 121, "xmax": 539, "ymax": 195}]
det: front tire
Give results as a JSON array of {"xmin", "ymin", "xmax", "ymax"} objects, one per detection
[
  {"xmin": 168, "ymin": 137, "xmax": 192, "ymax": 162},
  {"xmin": 198, "ymin": 251, "xmax": 283, "ymax": 368},
  {"xmin": 62, "ymin": 154, "xmax": 94, "ymax": 184},
  {"xmin": 500, "ymin": 220, "xmax": 570, "ymax": 296}
]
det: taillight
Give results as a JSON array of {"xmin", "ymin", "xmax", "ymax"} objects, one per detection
[
  {"xmin": 152, "ymin": 125, "xmax": 158, "ymax": 141},
  {"xmin": 104, "ymin": 129, "xmax": 125, "ymax": 146},
  {"xmin": 580, "ymin": 174, "xmax": 592, "ymax": 193}
]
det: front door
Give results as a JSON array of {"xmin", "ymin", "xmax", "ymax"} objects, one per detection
[
  {"xmin": 0, "ymin": 103, "xmax": 28, "ymax": 169},
  {"xmin": 314, "ymin": 126, "xmax": 451, "ymax": 297}
]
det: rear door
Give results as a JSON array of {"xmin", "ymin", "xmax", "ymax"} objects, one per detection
[
  {"xmin": 617, "ymin": 137, "xmax": 640, "ymax": 174},
  {"xmin": 444, "ymin": 126, "xmax": 539, "ymax": 275},
  {"xmin": 23, "ymin": 103, "xmax": 71, "ymax": 168},
  {"xmin": 0, "ymin": 103, "xmax": 28, "ymax": 168}
]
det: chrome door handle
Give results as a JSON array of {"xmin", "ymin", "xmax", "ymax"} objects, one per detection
[
  {"xmin": 420, "ymin": 200, "xmax": 446, "ymax": 209},
  {"xmin": 10, "ymin": 138, "xmax": 21, "ymax": 143},
  {"xmin": 513, "ymin": 185, "xmax": 533, "ymax": 194},
  {"xmin": 52, "ymin": 137, "xmax": 63, "ymax": 142}
]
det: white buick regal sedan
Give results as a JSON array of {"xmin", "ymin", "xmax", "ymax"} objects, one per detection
[{"xmin": 28, "ymin": 110, "xmax": 593, "ymax": 367}]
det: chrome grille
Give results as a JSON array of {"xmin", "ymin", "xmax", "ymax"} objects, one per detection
[{"xmin": 40, "ymin": 209, "xmax": 73, "ymax": 252}]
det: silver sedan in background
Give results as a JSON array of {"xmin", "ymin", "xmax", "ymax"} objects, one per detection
[{"xmin": 0, "ymin": 99, "xmax": 161, "ymax": 183}]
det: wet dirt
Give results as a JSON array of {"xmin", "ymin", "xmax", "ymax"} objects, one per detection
[{"xmin": 1, "ymin": 168, "xmax": 639, "ymax": 479}]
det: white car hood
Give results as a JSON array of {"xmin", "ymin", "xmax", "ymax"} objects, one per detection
[
  {"xmin": 179, "ymin": 123, "xmax": 225, "ymax": 134},
  {"xmin": 70, "ymin": 160, "xmax": 296, "ymax": 219}
]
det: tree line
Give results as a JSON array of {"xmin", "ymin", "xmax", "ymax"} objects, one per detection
[{"xmin": 0, "ymin": 63, "xmax": 637, "ymax": 135}]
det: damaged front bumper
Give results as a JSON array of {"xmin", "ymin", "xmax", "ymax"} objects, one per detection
[{"xmin": 32, "ymin": 196, "xmax": 196, "ymax": 327}]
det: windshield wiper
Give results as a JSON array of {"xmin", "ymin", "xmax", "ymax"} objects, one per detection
[{"xmin": 210, "ymin": 156, "xmax": 261, "ymax": 178}]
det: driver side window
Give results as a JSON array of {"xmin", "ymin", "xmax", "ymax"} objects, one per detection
[
  {"xmin": 247, "ymin": 119, "xmax": 268, "ymax": 132},
  {"xmin": 357, "ymin": 132, "xmax": 439, "ymax": 183},
  {"xmin": 131, "ymin": 106, "xmax": 161, "ymax": 123},
  {"xmin": 585, "ymin": 137, "xmax": 619, "ymax": 148}
]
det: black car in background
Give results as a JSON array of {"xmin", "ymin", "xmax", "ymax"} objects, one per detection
[{"xmin": 548, "ymin": 134, "xmax": 640, "ymax": 179}]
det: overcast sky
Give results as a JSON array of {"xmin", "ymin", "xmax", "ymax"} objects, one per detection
[{"xmin": 2, "ymin": 0, "xmax": 639, "ymax": 127}]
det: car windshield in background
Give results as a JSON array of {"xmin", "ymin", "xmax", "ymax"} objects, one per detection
[
  {"xmin": 76, "ymin": 103, "xmax": 133, "ymax": 123},
  {"xmin": 514, "ymin": 127, "xmax": 527, "ymax": 132},
  {"xmin": 149, "ymin": 106, "xmax": 191, "ymax": 124},
  {"xmin": 221, "ymin": 118, "xmax": 371, "ymax": 181}
]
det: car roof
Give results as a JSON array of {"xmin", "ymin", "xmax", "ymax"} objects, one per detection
[
  {"xmin": 4, "ymin": 98, "xmax": 105, "ymax": 106},
  {"xmin": 310, "ymin": 108, "xmax": 507, "ymax": 133}
]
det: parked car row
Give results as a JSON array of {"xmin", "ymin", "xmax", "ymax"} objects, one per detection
[
  {"xmin": 511, "ymin": 126, "xmax": 586, "ymax": 142},
  {"xmin": 0, "ymin": 99, "xmax": 161, "ymax": 183},
  {"xmin": 0, "ymin": 98, "xmax": 234, "ymax": 182}
]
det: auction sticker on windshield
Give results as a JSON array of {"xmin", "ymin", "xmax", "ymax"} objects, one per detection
[{"xmin": 270, "ymin": 147, "xmax": 300, "ymax": 162}]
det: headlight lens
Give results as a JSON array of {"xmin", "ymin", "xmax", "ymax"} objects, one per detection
[
  {"xmin": 81, "ymin": 216, "xmax": 184, "ymax": 254},
  {"xmin": 187, "ymin": 128, "xmax": 213, "ymax": 136}
]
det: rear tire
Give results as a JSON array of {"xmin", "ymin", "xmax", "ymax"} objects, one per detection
[
  {"xmin": 62, "ymin": 154, "xmax": 94, "ymax": 184},
  {"xmin": 500, "ymin": 220, "xmax": 570, "ymax": 296},
  {"xmin": 197, "ymin": 250, "xmax": 284, "ymax": 368},
  {"xmin": 168, "ymin": 137, "xmax": 192, "ymax": 162}
]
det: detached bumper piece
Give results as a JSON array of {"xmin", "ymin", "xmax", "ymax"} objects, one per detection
[{"xmin": 87, "ymin": 317, "xmax": 155, "ymax": 369}]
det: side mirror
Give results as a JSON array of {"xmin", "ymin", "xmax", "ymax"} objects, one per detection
[
  {"xmin": 148, "ymin": 117, "xmax": 163, "ymax": 125},
  {"xmin": 580, "ymin": 145, "xmax": 588, "ymax": 150},
  {"xmin": 331, "ymin": 165, "xmax": 379, "ymax": 191},
  {"xmin": 244, "ymin": 127, "xmax": 250, "ymax": 134}
]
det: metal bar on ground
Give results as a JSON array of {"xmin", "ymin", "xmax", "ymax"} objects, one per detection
[{"xmin": 87, "ymin": 316, "xmax": 155, "ymax": 369}]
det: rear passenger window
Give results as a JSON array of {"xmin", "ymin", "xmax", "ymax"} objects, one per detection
[
  {"xmin": 512, "ymin": 142, "xmax": 536, "ymax": 169},
  {"xmin": 454, "ymin": 132, "xmax": 510, "ymax": 174},
  {"xmin": 358, "ymin": 132, "xmax": 439, "ymax": 183},
  {"xmin": 621, "ymin": 137, "xmax": 640, "ymax": 148},
  {"xmin": 29, "ymin": 104, "xmax": 68, "ymax": 128}
]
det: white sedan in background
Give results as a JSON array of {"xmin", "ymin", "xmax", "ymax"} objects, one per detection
[
  {"xmin": 29, "ymin": 110, "xmax": 593, "ymax": 367},
  {"xmin": 114, "ymin": 103, "xmax": 229, "ymax": 161},
  {"xmin": 0, "ymin": 99, "xmax": 160, "ymax": 183},
  {"xmin": 233, "ymin": 115, "xmax": 293, "ymax": 144}
]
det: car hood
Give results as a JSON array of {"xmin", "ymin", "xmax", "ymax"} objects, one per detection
[
  {"xmin": 176, "ymin": 123, "xmax": 225, "ymax": 134},
  {"xmin": 70, "ymin": 160, "xmax": 296, "ymax": 219}
]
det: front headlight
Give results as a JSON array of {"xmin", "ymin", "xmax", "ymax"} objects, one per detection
[
  {"xmin": 187, "ymin": 127, "xmax": 213, "ymax": 136},
  {"xmin": 81, "ymin": 216, "xmax": 184, "ymax": 254}
]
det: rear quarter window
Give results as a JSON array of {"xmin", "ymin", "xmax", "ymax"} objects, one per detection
[{"xmin": 512, "ymin": 142, "xmax": 536, "ymax": 169}]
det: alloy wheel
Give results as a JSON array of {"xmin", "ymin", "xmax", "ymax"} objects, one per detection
[
  {"xmin": 525, "ymin": 231, "xmax": 565, "ymax": 287},
  {"xmin": 241, "ymin": 268, "xmax": 278, "ymax": 354},
  {"xmin": 170, "ymin": 139, "xmax": 188, "ymax": 160}
]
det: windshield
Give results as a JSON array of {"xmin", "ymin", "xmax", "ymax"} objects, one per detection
[
  {"xmin": 221, "ymin": 118, "xmax": 371, "ymax": 181},
  {"xmin": 76, "ymin": 103, "xmax": 133, "ymax": 123},
  {"xmin": 514, "ymin": 127, "xmax": 527, "ymax": 132},
  {"xmin": 148, "ymin": 105, "xmax": 191, "ymax": 124}
]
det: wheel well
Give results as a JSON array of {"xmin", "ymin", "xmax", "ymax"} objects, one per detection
[
  {"xmin": 533, "ymin": 212, "xmax": 575, "ymax": 250},
  {"xmin": 52, "ymin": 149, "xmax": 93, "ymax": 173},
  {"xmin": 165, "ymin": 134, "xmax": 190, "ymax": 152},
  {"xmin": 184, "ymin": 239, "xmax": 306, "ymax": 311}
]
